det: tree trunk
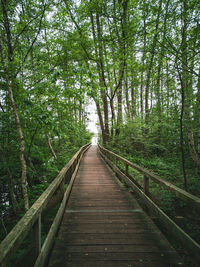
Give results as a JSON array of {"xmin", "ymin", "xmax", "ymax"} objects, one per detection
[
  {"xmin": 91, "ymin": 11, "xmax": 109, "ymax": 144},
  {"xmin": 155, "ymin": 0, "xmax": 169, "ymax": 141},
  {"xmin": 116, "ymin": 84, "xmax": 122, "ymax": 136},
  {"xmin": 197, "ymin": 68, "xmax": 200, "ymax": 161},
  {"xmin": 131, "ymin": 72, "xmax": 136, "ymax": 119},
  {"xmin": 115, "ymin": 0, "xmax": 128, "ymax": 135},
  {"xmin": 144, "ymin": 0, "xmax": 162, "ymax": 126},
  {"xmin": 110, "ymin": 96, "xmax": 116, "ymax": 138},
  {"xmin": 0, "ymin": 36, "xmax": 29, "ymax": 211},
  {"xmin": 96, "ymin": 12, "xmax": 109, "ymax": 143},
  {"xmin": 125, "ymin": 70, "xmax": 130, "ymax": 119},
  {"xmin": 178, "ymin": 71, "xmax": 187, "ymax": 190},
  {"xmin": 46, "ymin": 134, "xmax": 57, "ymax": 160},
  {"xmin": 95, "ymin": 101, "xmax": 107, "ymax": 144}
]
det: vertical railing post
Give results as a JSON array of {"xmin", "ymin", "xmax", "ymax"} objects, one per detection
[
  {"xmin": 144, "ymin": 175, "xmax": 149, "ymax": 196},
  {"xmin": 115, "ymin": 156, "xmax": 118, "ymax": 166},
  {"xmin": 125, "ymin": 163, "xmax": 129, "ymax": 176},
  {"xmin": 31, "ymin": 214, "xmax": 41, "ymax": 263}
]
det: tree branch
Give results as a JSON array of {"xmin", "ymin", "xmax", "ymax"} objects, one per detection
[{"xmin": 16, "ymin": 2, "xmax": 47, "ymax": 76}]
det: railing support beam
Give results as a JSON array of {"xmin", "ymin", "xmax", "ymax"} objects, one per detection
[
  {"xmin": 144, "ymin": 175, "xmax": 149, "ymax": 196},
  {"xmin": 31, "ymin": 214, "xmax": 41, "ymax": 262},
  {"xmin": 125, "ymin": 163, "xmax": 129, "ymax": 176}
]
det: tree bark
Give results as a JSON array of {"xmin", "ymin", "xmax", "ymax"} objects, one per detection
[
  {"xmin": 144, "ymin": 0, "xmax": 162, "ymax": 126},
  {"xmin": 197, "ymin": 68, "xmax": 200, "ymax": 160},
  {"xmin": 116, "ymin": 84, "xmax": 123, "ymax": 136},
  {"xmin": 0, "ymin": 36, "xmax": 29, "ymax": 211},
  {"xmin": 46, "ymin": 134, "xmax": 57, "ymax": 160},
  {"xmin": 91, "ymin": 12, "xmax": 109, "ymax": 144},
  {"xmin": 177, "ymin": 67, "xmax": 187, "ymax": 190},
  {"xmin": 155, "ymin": 0, "xmax": 169, "ymax": 141},
  {"xmin": 96, "ymin": 12, "xmax": 109, "ymax": 143},
  {"xmin": 131, "ymin": 69, "xmax": 136, "ymax": 118},
  {"xmin": 95, "ymin": 101, "xmax": 106, "ymax": 144},
  {"xmin": 115, "ymin": 0, "xmax": 128, "ymax": 135},
  {"xmin": 125, "ymin": 69, "xmax": 130, "ymax": 119}
]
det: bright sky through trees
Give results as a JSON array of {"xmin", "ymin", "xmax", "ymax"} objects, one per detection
[{"xmin": 86, "ymin": 100, "xmax": 98, "ymax": 133}]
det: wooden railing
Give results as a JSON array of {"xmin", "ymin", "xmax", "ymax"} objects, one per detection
[
  {"xmin": 98, "ymin": 144, "xmax": 200, "ymax": 263},
  {"xmin": 0, "ymin": 143, "xmax": 91, "ymax": 267}
]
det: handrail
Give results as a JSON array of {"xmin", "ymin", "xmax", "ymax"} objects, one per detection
[
  {"xmin": 98, "ymin": 144, "xmax": 200, "ymax": 263},
  {"xmin": 0, "ymin": 143, "xmax": 91, "ymax": 267},
  {"xmin": 98, "ymin": 145, "xmax": 200, "ymax": 209}
]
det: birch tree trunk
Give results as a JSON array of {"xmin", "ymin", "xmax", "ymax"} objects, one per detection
[
  {"xmin": 0, "ymin": 37, "xmax": 29, "ymax": 211},
  {"xmin": 46, "ymin": 134, "xmax": 57, "ymax": 160}
]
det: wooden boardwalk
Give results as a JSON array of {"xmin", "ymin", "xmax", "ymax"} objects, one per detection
[{"xmin": 47, "ymin": 146, "xmax": 183, "ymax": 267}]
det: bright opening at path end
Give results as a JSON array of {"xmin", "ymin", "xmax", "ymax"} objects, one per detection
[
  {"xmin": 92, "ymin": 136, "xmax": 98, "ymax": 145},
  {"xmin": 86, "ymin": 99, "xmax": 99, "ymax": 145},
  {"xmin": 86, "ymin": 99, "xmax": 98, "ymax": 134}
]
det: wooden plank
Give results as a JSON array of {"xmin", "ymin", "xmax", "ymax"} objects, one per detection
[
  {"xmin": 31, "ymin": 214, "xmax": 41, "ymax": 263},
  {"xmin": 144, "ymin": 175, "xmax": 149, "ymax": 196},
  {"xmin": 46, "ymin": 260, "xmax": 176, "ymax": 267},
  {"xmin": 51, "ymin": 251, "xmax": 180, "ymax": 261},
  {"xmin": 61, "ymin": 244, "xmax": 162, "ymax": 253}
]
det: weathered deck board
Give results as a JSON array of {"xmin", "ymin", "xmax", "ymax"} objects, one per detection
[{"xmin": 47, "ymin": 146, "xmax": 183, "ymax": 267}]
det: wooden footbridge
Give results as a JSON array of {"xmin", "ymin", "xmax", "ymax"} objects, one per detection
[{"xmin": 0, "ymin": 144, "xmax": 200, "ymax": 266}]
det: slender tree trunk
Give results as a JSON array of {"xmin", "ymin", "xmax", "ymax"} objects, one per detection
[
  {"xmin": 116, "ymin": 84, "xmax": 123, "ymax": 136},
  {"xmin": 96, "ymin": 12, "xmax": 109, "ymax": 143},
  {"xmin": 110, "ymin": 97, "xmax": 116, "ymax": 138},
  {"xmin": 140, "ymin": 72, "xmax": 144, "ymax": 120},
  {"xmin": 178, "ymin": 72, "xmax": 187, "ymax": 189},
  {"xmin": 95, "ymin": 101, "xmax": 106, "ymax": 144},
  {"xmin": 0, "ymin": 37, "xmax": 29, "ymax": 211},
  {"xmin": 79, "ymin": 100, "xmax": 82, "ymax": 123},
  {"xmin": 91, "ymin": 12, "xmax": 109, "ymax": 144},
  {"xmin": 125, "ymin": 70, "xmax": 130, "ymax": 119},
  {"xmin": 197, "ymin": 68, "xmax": 200, "ymax": 163},
  {"xmin": 46, "ymin": 134, "xmax": 57, "ymax": 160},
  {"xmin": 130, "ymin": 69, "xmax": 136, "ymax": 119},
  {"xmin": 131, "ymin": 88, "xmax": 136, "ymax": 117},
  {"xmin": 166, "ymin": 62, "xmax": 170, "ymax": 118},
  {"xmin": 144, "ymin": 0, "xmax": 162, "ymax": 126},
  {"xmin": 104, "ymin": 42, "xmax": 116, "ymax": 137},
  {"xmin": 140, "ymin": 5, "xmax": 146, "ymax": 121},
  {"xmin": 155, "ymin": 0, "xmax": 169, "ymax": 134},
  {"xmin": 115, "ymin": 0, "xmax": 128, "ymax": 135}
]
